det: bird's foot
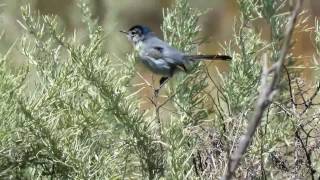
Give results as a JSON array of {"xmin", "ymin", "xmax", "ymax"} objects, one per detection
[{"xmin": 154, "ymin": 88, "xmax": 160, "ymax": 97}]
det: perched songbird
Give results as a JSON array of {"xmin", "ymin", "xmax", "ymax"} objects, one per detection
[{"xmin": 120, "ymin": 25, "xmax": 231, "ymax": 91}]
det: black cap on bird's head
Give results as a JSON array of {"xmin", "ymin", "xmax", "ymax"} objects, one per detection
[
  {"xmin": 120, "ymin": 25, "xmax": 153, "ymax": 44},
  {"xmin": 128, "ymin": 25, "xmax": 152, "ymax": 35}
]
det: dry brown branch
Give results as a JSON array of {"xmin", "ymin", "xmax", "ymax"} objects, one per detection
[{"xmin": 221, "ymin": 1, "xmax": 303, "ymax": 179}]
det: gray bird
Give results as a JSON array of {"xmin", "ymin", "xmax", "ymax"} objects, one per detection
[{"xmin": 120, "ymin": 25, "xmax": 231, "ymax": 92}]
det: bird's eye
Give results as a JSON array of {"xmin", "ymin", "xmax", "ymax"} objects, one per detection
[{"xmin": 132, "ymin": 32, "xmax": 136, "ymax": 35}]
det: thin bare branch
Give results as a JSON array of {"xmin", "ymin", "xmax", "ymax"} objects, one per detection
[
  {"xmin": 295, "ymin": 126, "xmax": 317, "ymax": 180},
  {"xmin": 221, "ymin": 1, "xmax": 303, "ymax": 179},
  {"xmin": 300, "ymin": 81, "xmax": 320, "ymax": 115}
]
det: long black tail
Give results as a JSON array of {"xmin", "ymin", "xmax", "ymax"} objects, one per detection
[{"xmin": 184, "ymin": 54, "xmax": 232, "ymax": 61}]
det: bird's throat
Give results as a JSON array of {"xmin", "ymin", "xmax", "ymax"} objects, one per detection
[{"xmin": 134, "ymin": 41, "xmax": 144, "ymax": 51}]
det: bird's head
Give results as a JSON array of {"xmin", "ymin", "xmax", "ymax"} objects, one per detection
[{"xmin": 120, "ymin": 25, "xmax": 153, "ymax": 44}]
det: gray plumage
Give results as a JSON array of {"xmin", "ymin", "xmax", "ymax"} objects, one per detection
[{"xmin": 121, "ymin": 25, "xmax": 231, "ymax": 86}]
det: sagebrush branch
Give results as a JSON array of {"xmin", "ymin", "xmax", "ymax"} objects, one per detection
[{"xmin": 221, "ymin": 1, "xmax": 303, "ymax": 179}]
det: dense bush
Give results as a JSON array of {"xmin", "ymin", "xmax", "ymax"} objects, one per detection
[{"xmin": 0, "ymin": 0, "xmax": 319, "ymax": 179}]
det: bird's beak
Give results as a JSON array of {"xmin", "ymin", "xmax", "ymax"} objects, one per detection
[{"xmin": 119, "ymin": 30, "xmax": 128, "ymax": 35}]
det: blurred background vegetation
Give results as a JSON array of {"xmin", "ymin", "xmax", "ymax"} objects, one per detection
[
  {"xmin": 1, "ymin": 0, "xmax": 319, "ymax": 79},
  {"xmin": 0, "ymin": 0, "xmax": 320, "ymax": 179}
]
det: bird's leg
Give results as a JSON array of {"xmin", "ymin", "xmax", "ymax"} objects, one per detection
[
  {"xmin": 154, "ymin": 77, "xmax": 169, "ymax": 96},
  {"xmin": 159, "ymin": 77, "xmax": 169, "ymax": 88}
]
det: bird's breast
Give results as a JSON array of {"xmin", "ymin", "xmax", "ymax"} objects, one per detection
[{"xmin": 134, "ymin": 41, "xmax": 144, "ymax": 52}]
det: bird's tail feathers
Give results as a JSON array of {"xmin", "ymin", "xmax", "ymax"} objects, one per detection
[{"xmin": 185, "ymin": 54, "xmax": 232, "ymax": 61}]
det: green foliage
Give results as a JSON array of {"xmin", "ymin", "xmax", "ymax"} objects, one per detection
[
  {"xmin": 160, "ymin": 0, "xmax": 210, "ymax": 178},
  {"xmin": 0, "ymin": 0, "xmax": 319, "ymax": 179},
  {"xmin": 219, "ymin": 1, "xmax": 262, "ymax": 116},
  {"xmin": 162, "ymin": 0, "xmax": 201, "ymax": 52},
  {"xmin": 216, "ymin": 0, "xmax": 320, "ymax": 179},
  {"xmin": 1, "ymin": 2, "xmax": 163, "ymax": 179}
]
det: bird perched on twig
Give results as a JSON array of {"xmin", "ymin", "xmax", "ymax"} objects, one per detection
[{"xmin": 120, "ymin": 25, "xmax": 231, "ymax": 94}]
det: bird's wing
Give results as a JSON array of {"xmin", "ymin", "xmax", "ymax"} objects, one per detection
[
  {"xmin": 144, "ymin": 46, "xmax": 187, "ymax": 72},
  {"xmin": 146, "ymin": 37, "xmax": 186, "ymax": 61},
  {"xmin": 145, "ymin": 46, "xmax": 164, "ymax": 59},
  {"xmin": 161, "ymin": 46, "xmax": 188, "ymax": 71}
]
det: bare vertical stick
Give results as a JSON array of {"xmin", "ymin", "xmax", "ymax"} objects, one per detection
[{"xmin": 221, "ymin": 1, "xmax": 303, "ymax": 179}]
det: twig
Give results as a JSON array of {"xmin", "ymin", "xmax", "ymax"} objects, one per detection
[
  {"xmin": 300, "ymin": 81, "xmax": 320, "ymax": 115},
  {"xmin": 136, "ymin": 72, "xmax": 154, "ymax": 90},
  {"xmin": 295, "ymin": 126, "xmax": 317, "ymax": 180},
  {"xmin": 295, "ymin": 78, "xmax": 308, "ymax": 108},
  {"xmin": 221, "ymin": 1, "xmax": 303, "ymax": 179},
  {"xmin": 283, "ymin": 65, "xmax": 297, "ymax": 109},
  {"xmin": 260, "ymin": 106, "xmax": 271, "ymax": 180}
]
